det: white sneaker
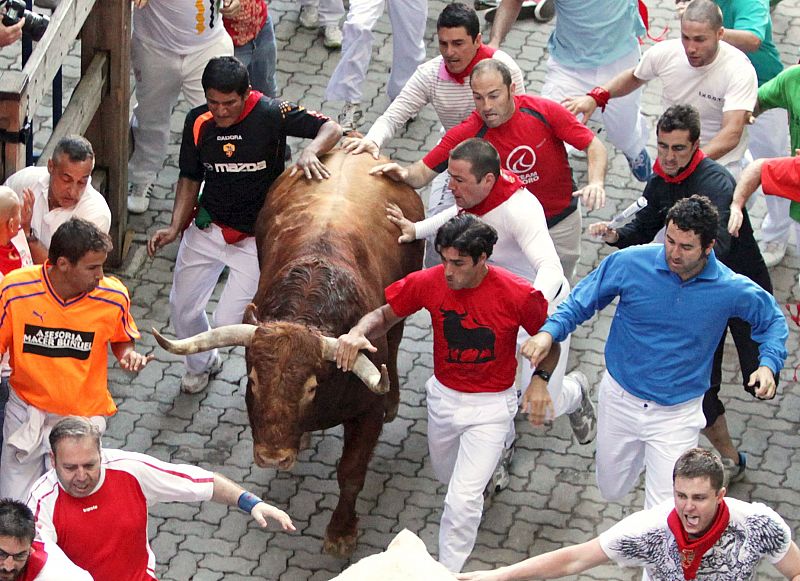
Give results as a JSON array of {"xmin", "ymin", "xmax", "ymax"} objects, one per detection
[
  {"xmin": 180, "ymin": 354, "xmax": 223, "ymax": 394},
  {"xmin": 299, "ymin": 5, "xmax": 319, "ymax": 28},
  {"xmin": 323, "ymin": 24, "xmax": 343, "ymax": 49},
  {"xmin": 533, "ymin": 0, "xmax": 555, "ymax": 21},
  {"xmin": 338, "ymin": 102, "xmax": 363, "ymax": 133},
  {"xmin": 127, "ymin": 182, "xmax": 153, "ymax": 214},
  {"xmin": 760, "ymin": 240, "xmax": 787, "ymax": 267},
  {"xmin": 566, "ymin": 371, "xmax": 596, "ymax": 445}
]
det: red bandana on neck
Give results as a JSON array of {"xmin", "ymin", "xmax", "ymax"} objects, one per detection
[
  {"xmin": 464, "ymin": 169, "xmax": 523, "ymax": 216},
  {"xmin": 232, "ymin": 90, "xmax": 264, "ymax": 125},
  {"xmin": 653, "ymin": 148, "xmax": 707, "ymax": 184},
  {"xmin": 666, "ymin": 499, "xmax": 730, "ymax": 580},
  {"xmin": 446, "ymin": 43, "xmax": 497, "ymax": 84}
]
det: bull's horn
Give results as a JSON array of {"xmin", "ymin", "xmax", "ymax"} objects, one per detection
[
  {"xmin": 320, "ymin": 336, "xmax": 390, "ymax": 395},
  {"xmin": 152, "ymin": 325, "xmax": 258, "ymax": 354}
]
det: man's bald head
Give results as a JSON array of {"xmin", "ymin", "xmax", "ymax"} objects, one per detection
[
  {"xmin": 681, "ymin": 0, "xmax": 723, "ymax": 30},
  {"xmin": 0, "ymin": 186, "xmax": 20, "ymax": 220}
]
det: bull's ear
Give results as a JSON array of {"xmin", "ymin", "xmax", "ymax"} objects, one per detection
[{"xmin": 243, "ymin": 303, "xmax": 259, "ymax": 325}]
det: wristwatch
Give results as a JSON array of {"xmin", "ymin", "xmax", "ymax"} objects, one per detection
[{"xmin": 532, "ymin": 368, "xmax": 552, "ymax": 382}]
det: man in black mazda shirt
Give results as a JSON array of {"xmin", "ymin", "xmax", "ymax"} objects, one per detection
[{"xmin": 148, "ymin": 56, "xmax": 342, "ymax": 394}]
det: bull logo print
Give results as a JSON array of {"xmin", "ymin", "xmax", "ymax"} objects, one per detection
[
  {"xmin": 506, "ymin": 145, "xmax": 537, "ymax": 174},
  {"xmin": 223, "ymin": 143, "xmax": 236, "ymax": 158},
  {"xmin": 440, "ymin": 308, "xmax": 496, "ymax": 363}
]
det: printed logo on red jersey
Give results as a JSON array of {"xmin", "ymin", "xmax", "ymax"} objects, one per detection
[
  {"xmin": 505, "ymin": 145, "xmax": 540, "ymax": 185},
  {"xmin": 439, "ymin": 307, "xmax": 496, "ymax": 364},
  {"xmin": 22, "ymin": 324, "xmax": 95, "ymax": 359}
]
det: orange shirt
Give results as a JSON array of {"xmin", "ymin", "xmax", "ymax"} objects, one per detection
[{"xmin": 0, "ymin": 263, "xmax": 139, "ymax": 416}]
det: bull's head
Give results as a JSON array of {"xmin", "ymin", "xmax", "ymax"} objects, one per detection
[{"xmin": 152, "ymin": 323, "xmax": 389, "ymax": 470}]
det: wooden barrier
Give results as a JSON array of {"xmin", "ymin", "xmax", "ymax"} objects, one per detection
[{"xmin": 0, "ymin": 0, "xmax": 131, "ymax": 265}]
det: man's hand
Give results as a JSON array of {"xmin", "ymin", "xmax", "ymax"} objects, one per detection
[
  {"xmin": 588, "ymin": 221, "xmax": 619, "ymax": 243},
  {"xmin": 727, "ymin": 203, "xmax": 743, "ymax": 237},
  {"xmin": 749, "ymin": 366, "xmax": 777, "ymax": 399},
  {"xmin": 335, "ymin": 331, "xmax": 377, "ymax": 372},
  {"xmin": 132, "ymin": 0, "xmax": 149, "ymax": 7},
  {"xmin": 251, "ymin": 502, "xmax": 296, "ymax": 531},
  {"xmin": 385, "ymin": 203, "xmax": 416, "ymax": 244},
  {"xmin": 21, "ymin": 188, "xmax": 34, "ymax": 232},
  {"xmin": 561, "ymin": 95, "xmax": 598, "ymax": 123},
  {"xmin": 290, "ymin": 149, "xmax": 331, "ymax": 180},
  {"xmin": 118, "ymin": 351, "xmax": 154, "ymax": 372},
  {"xmin": 574, "ymin": 182, "xmax": 605, "ymax": 211},
  {"xmin": 220, "ymin": 0, "xmax": 241, "ymax": 17},
  {"xmin": 342, "ymin": 136, "xmax": 380, "ymax": 159},
  {"xmin": 0, "ymin": 19, "xmax": 24, "ymax": 47},
  {"xmin": 369, "ymin": 162, "xmax": 409, "ymax": 183},
  {"xmin": 148, "ymin": 226, "xmax": 180, "ymax": 257},
  {"xmin": 675, "ymin": 0, "xmax": 689, "ymax": 17},
  {"xmin": 520, "ymin": 332, "xmax": 554, "ymax": 367},
  {"xmin": 521, "ymin": 377, "xmax": 554, "ymax": 427}
]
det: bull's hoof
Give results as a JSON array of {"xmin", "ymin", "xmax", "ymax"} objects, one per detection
[
  {"xmin": 383, "ymin": 399, "xmax": 399, "ymax": 423},
  {"xmin": 323, "ymin": 532, "xmax": 358, "ymax": 558}
]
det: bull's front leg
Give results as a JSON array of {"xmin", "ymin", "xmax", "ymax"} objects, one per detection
[{"xmin": 323, "ymin": 409, "xmax": 384, "ymax": 557}]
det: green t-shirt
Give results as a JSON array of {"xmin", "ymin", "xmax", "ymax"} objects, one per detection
[{"xmin": 716, "ymin": 0, "xmax": 783, "ymax": 86}]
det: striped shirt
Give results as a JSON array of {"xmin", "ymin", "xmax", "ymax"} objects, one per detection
[
  {"xmin": 365, "ymin": 50, "xmax": 526, "ymax": 149},
  {"xmin": 0, "ymin": 264, "xmax": 139, "ymax": 416}
]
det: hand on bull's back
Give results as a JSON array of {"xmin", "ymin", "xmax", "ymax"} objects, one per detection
[
  {"xmin": 335, "ymin": 331, "xmax": 377, "ymax": 372},
  {"xmin": 290, "ymin": 150, "xmax": 331, "ymax": 180}
]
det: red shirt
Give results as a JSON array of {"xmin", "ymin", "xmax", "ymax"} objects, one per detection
[
  {"xmin": 386, "ymin": 265, "xmax": 548, "ymax": 392},
  {"xmin": 761, "ymin": 156, "xmax": 800, "ymax": 203},
  {"xmin": 422, "ymin": 94, "xmax": 595, "ymax": 217}
]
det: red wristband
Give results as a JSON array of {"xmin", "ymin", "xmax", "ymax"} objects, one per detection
[{"xmin": 587, "ymin": 87, "xmax": 611, "ymax": 112}]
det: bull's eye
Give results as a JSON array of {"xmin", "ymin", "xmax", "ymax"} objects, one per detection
[{"xmin": 303, "ymin": 375, "xmax": 318, "ymax": 397}]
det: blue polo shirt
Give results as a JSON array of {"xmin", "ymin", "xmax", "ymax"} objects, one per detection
[{"xmin": 541, "ymin": 244, "xmax": 787, "ymax": 405}]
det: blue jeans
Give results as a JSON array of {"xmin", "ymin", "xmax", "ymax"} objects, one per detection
[{"xmin": 234, "ymin": 14, "xmax": 278, "ymax": 98}]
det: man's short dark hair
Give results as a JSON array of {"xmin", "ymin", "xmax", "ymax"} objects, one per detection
[
  {"xmin": 0, "ymin": 499, "xmax": 35, "ymax": 544},
  {"xmin": 48, "ymin": 218, "xmax": 113, "ymax": 265},
  {"xmin": 52, "ymin": 135, "xmax": 94, "ymax": 165},
  {"xmin": 437, "ymin": 3, "xmax": 480, "ymax": 40},
  {"xmin": 202, "ymin": 56, "xmax": 250, "ymax": 96},
  {"xmin": 682, "ymin": 0, "xmax": 723, "ymax": 30},
  {"xmin": 656, "ymin": 105, "xmax": 701, "ymax": 143},
  {"xmin": 435, "ymin": 214, "xmax": 498, "ymax": 264},
  {"xmin": 470, "ymin": 59, "xmax": 512, "ymax": 88},
  {"xmin": 673, "ymin": 448, "xmax": 725, "ymax": 492},
  {"xmin": 450, "ymin": 138, "xmax": 501, "ymax": 181},
  {"xmin": 49, "ymin": 417, "xmax": 102, "ymax": 456},
  {"xmin": 665, "ymin": 195, "xmax": 719, "ymax": 249}
]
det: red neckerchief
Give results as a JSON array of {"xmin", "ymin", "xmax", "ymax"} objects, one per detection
[
  {"xmin": 653, "ymin": 148, "xmax": 707, "ymax": 184},
  {"xmin": 464, "ymin": 170, "xmax": 523, "ymax": 216},
  {"xmin": 0, "ymin": 241, "xmax": 22, "ymax": 275},
  {"xmin": 667, "ymin": 499, "xmax": 730, "ymax": 580},
  {"xmin": 19, "ymin": 541, "xmax": 47, "ymax": 581},
  {"xmin": 448, "ymin": 44, "xmax": 497, "ymax": 84},
  {"xmin": 232, "ymin": 90, "xmax": 263, "ymax": 125}
]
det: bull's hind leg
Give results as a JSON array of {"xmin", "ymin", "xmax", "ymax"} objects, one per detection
[{"xmin": 323, "ymin": 409, "xmax": 383, "ymax": 557}]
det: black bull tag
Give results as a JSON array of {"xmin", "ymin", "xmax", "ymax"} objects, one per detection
[{"xmin": 22, "ymin": 325, "xmax": 95, "ymax": 360}]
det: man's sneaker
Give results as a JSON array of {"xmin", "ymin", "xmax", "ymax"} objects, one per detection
[
  {"xmin": 299, "ymin": 4, "xmax": 319, "ymax": 29},
  {"xmin": 323, "ymin": 24, "xmax": 343, "ymax": 49},
  {"xmin": 625, "ymin": 148, "xmax": 653, "ymax": 182},
  {"xmin": 127, "ymin": 182, "xmax": 153, "ymax": 214},
  {"xmin": 486, "ymin": 0, "xmax": 537, "ymax": 23},
  {"xmin": 180, "ymin": 354, "xmax": 223, "ymax": 394},
  {"xmin": 338, "ymin": 102, "xmax": 363, "ymax": 134},
  {"xmin": 474, "ymin": 0, "xmax": 498, "ymax": 9},
  {"xmin": 761, "ymin": 240, "xmax": 787, "ymax": 267},
  {"xmin": 721, "ymin": 452, "xmax": 747, "ymax": 487},
  {"xmin": 486, "ymin": 442, "xmax": 514, "ymax": 498},
  {"xmin": 533, "ymin": 0, "xmax": 555, "ymax": 22},
  {"xmin": 566, "ymin": 371, "xmax": 596, "ymax": 445}
]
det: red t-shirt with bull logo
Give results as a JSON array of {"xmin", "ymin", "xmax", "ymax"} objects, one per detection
[
  {"xmin": 386, "ymin": 265, "xmax": 548, "ymax": 393},
  {"xmin": 422, "ymin": 94, "xmax": 594, "ymax": 218}
]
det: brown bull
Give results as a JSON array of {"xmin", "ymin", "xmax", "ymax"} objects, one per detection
[{"xmin": 154, "ymin": 149, "xmax": 424, "ymax": 557}]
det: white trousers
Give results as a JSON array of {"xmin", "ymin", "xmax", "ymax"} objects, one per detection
[
  {"xmin": 426, "ymin": 376, "xmax": 517, "ymax": 572},
  {"xmin": 325, "ymin": 0, "xmax": 427, "ymax": 103},
  {"xmin": 0, "ymin": 389, "xmax": 107, "ymax": 501},
  {"xmin": 129, "ymin": 34, "xmax": 234, "ymax": 185},
  {"xmin": 596, "ymin": 372, "xmax": 706, "ymax": 509},
  {"xmin": 548, "ymin": 206, "xmax": 582, "ymax": 285},
  {"xmin": 299, "ymin": 0, "xmax": 345, "ymax": 25},
  {"xmin": 169, "ymin": 223, "xmax": 260, "ymax": 374},
  {"xmin": 542, "ymin": 49, "xmax": 648, "ymax": 160},
  {"xmin": 748, "ymin": 108, "xmax": 794, "ymax": 245}
]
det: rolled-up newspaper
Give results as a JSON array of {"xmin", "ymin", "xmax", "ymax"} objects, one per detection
[{"xmin": 607, "ymin": 196, "xmax": 648, "ymax": 230}]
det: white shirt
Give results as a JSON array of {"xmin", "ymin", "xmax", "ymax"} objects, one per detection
[
  {"xmin": 365, "ymin": 50, "xmax": 526, "ymax": 149},
  {"xmin": 4, "ymin": 166, "xmax": 111, "ymax": 250},
  {"xmin": 132, "ymin": 0, "xmax": 228, "ymax": 54},
  {"xmin": 634, "ymin": 39, "xmax": 757, "ymax": 167}
]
